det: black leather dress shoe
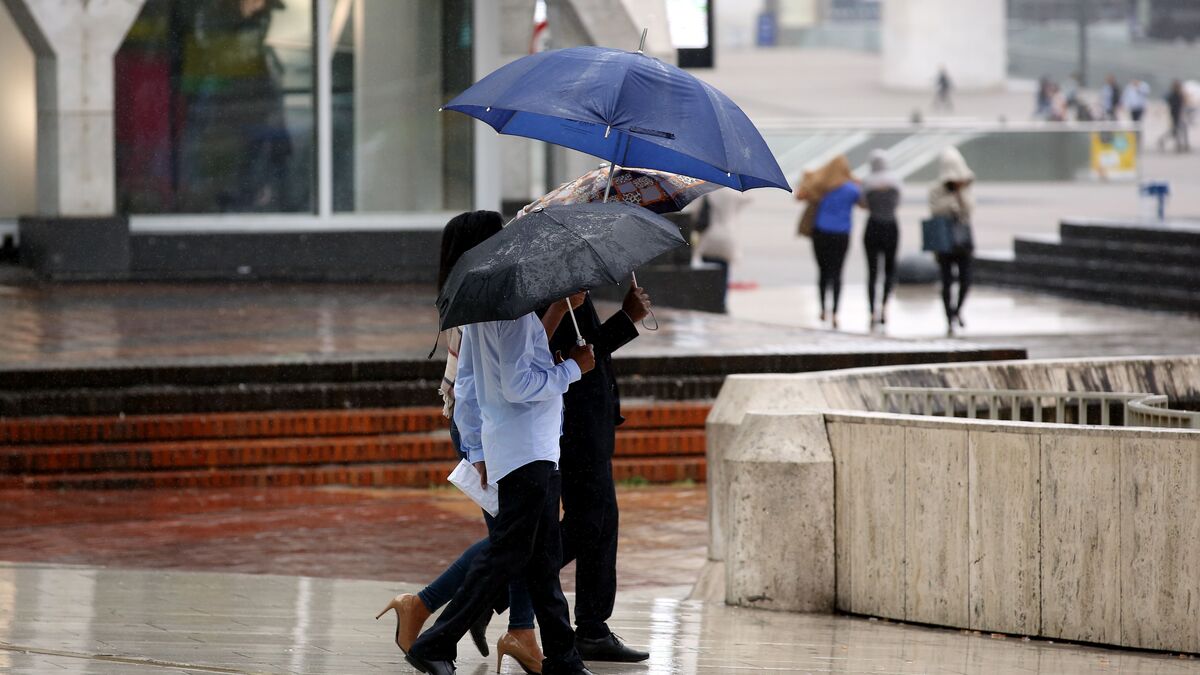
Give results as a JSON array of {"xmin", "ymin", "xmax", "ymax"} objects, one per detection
[
  {"xmin": 404, "ymin": 652, "xmax": 456, "ymax": 675},
  {"xmin": 574, "ymin": 633, "xmax": 649, "ymax": 662}
]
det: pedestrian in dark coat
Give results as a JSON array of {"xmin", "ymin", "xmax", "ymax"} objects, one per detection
[{"xmin": 545, "ymin": 287, "xmax": 651, "ymax": 662}]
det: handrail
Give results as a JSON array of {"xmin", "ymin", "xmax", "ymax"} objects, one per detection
[
  {"xmin": 756, "ymin": 118, "xmax": 1141, "ymax": 134},
  {"xmin": 880, "ymin": 386, "xmax": 1200, "ymax": 430}
]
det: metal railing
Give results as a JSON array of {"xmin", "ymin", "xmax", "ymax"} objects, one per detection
[
  {"xmin": 758, "ymin": 119, "xmax": 1141, "ymax": 184},
  {"xmin": 881, "ymin": 386, "xmax": 1200, "ymax": 430}
]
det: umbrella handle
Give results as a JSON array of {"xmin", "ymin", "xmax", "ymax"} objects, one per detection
[
  {"xmin": 628, "ymin": 271, "xmax": 659, "ymax": 332},
  {"xmin": 566, "ymin": 299, "xmax": 586, "ymax": 346}
]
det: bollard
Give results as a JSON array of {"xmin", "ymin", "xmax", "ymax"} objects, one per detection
[{"xmin": 1138, "ymin": 181, "xmax": 1170, "ymax": 221}]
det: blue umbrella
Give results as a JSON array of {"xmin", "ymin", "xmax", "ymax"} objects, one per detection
[{"xmin": 442, "ymin": 45, "xmax": 790, "ymax": 193}]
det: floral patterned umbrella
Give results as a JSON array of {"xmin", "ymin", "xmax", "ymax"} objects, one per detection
[{"xmin": 514, "ymin": 165, "xmax": 719, "ymax": 221}]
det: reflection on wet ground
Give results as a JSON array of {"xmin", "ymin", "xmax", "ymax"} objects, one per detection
[
  {"xmin": 0, "ymin": 282, "xmax": 1006, "ymax": 367},
  {"xmin": 0, "ymin": 486, "xmax": 707, "ymax": 592},
  {"xmin": 1, "ymin": 563, "xmax": 1195, "ymax": 674}
]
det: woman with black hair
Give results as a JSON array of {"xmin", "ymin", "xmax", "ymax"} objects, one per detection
[
  {"xmin": 860, "ymin": 150, "xmax": 901, "ymax": 327},
  {"xmin": 378, "ymin": 210, "xmax": 548, "ymax": 674}
]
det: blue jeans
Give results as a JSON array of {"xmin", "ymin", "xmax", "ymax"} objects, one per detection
[{"xmin": 418, "ymin": 420, "xmax": 535, "ymax": 630}]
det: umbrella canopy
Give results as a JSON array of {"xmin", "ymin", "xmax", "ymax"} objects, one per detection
[
  {"xmin": 514, "ymin": 166, "xmax": 720, "ymax": 220},
  {"xmin": 443, "ymin": 46, "xmax": 789, "ymax": 192},
  {"xmin": 436, "ymin": 202, "xmax": 685, "ymax": 330}
]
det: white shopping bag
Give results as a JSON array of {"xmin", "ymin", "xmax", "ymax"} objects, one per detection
[{"xmin": 448, "ymin": 459, "xmax": 499, "ymax": 517}]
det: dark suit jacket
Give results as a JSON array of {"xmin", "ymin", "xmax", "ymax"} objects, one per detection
[{"xmin": 546, "ymin": 296, "xmax": 639, "ymax": 459}]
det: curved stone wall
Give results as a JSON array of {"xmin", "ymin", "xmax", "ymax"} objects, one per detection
[{"xmin": 709, "ymin": 356, "xmax": 1200, "ymax": 653}]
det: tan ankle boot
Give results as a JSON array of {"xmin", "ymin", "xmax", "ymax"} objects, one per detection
[
  {"xmin": 496, "ymin": 629, "xmax": 543, "ymax": 674},
  {"xmin": 375, "ymin": 593, "xmax": 431, "ymax": 653}
]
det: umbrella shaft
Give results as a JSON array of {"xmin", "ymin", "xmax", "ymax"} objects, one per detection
[
  {"xmin": 566, "ymin": 299, "xmax": 586, "ymax": 346},
  {"xmin": 602, "ymin": 162, "xmax": 618, "ymax": 203}
]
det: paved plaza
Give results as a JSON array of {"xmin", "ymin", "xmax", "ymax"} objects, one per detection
[
  {"xmin": 3, "ymin": 563, "xmax": 1198, "ymax": 674},
  {"xmin": 0, "ymin": 282, "xmax": 1007, "ymax": 369},
  {"xmin": 0, "ymin": 486, "xmax": 706, "ymax": 593},
  {"xmin": 3, "ymin": 46, "xmax": 1199, "ymax": 674}
]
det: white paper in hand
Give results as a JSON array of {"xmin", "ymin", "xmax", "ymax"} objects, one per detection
[{"xmin": 448, "ymin": 459, "xmax": 499, "ymax": 517}]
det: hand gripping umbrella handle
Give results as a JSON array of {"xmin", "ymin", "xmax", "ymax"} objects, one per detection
[{"xmin": 566, "ymin": 299, "xmax": 586, "ymax": 347}]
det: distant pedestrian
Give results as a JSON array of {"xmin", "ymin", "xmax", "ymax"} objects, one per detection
[
  {"xmin": 859, "ymin": 150, "xmax": 901, "ymax": 328},
  {"xmin": 797, "ymin": 155, "xmax": 860, "ymax": 329},
  {"xmin": 928, "ymin": 147, "xmax": 976, "ymax": 336},
  {"xmin": 1160, "ymin": 79, "xmax": 1190, "ymax": 153},
  {"xmin": 693, "ymin": 189, "xmax": 749, "ymax": 312},
  {"xmin": 1101, "ymin": 74, "xmax": 1121, "ymax": 120},
  {"xmin": 1062, "ymin": 72, "xmax": 1082, "ymax": 109},
  {"xmin": 933, "ymin": 67, "xmax": 954, "ymax": 112},
  {"xmin": 1122, "ymin": 79, "xmax": 1150, "ymax": 122},
  {"xmin": 1034, "ymin": 76, "xmax": 1054, "ymax": 119}
]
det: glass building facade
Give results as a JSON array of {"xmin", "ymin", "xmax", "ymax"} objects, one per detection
[{"xmin": 111, "ymin": 0, "xmax": 474, "ymax": 217}]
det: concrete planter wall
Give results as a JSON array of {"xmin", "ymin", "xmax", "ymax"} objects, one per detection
[
  {"xmin": 827, "ymin": 412, "xmax": 1199, "ymax": 652},
  {"xmin": 708, "ymin": 356, "xmax": 1200, "ymax": 654}
]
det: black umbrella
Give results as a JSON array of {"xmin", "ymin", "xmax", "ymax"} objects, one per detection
[{"xmin": 436, "ymin": 202, "xmax": 685, "ymax": 337}]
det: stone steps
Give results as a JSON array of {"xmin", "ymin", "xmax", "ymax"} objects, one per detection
[
  {"xmin": 0, "ymin": 404, "xmax": 711, "ymax": 444},
  {"xmin": 1, "ymin": 429, "xmax": 706, "ymax": 474},
  {"xmin": 0, "ymin": 356, "xmax": 735, "ymax": 417},
  {"xmin": 976, "ymin": 254, "xmax": 1200, "ymax": 312},
  {"xmin": 1, "ymin": 456, "xmax": 707, "ymax": 490},
  {"xmin": 976, "ymin": 218, "xmax": 1200, "ymax": 312},
  {"xmin": 0, "ymin": 402, "xmax": 709, "ymax": 489}
]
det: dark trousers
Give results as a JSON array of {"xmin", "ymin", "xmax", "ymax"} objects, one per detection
[
  {"xmin": 409, "ymin": 461, "xmax": 582, "ymax": 672},
  {"xmin": 812, "ymin": 230, "xmax": 850, "ymax": 314},
  {"xmin": 863, "ymin": 218, "xmax": 898, "ymax": 314},
  {"xmin": 937, "ymin": 252, "xmax": 973, "ymax": 320},
  {"xmin": 559, "ymin": 445, "xmax": 618, "ymax": 639}
]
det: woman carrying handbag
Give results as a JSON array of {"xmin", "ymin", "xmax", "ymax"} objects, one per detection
[
  {"xmin": 796, "ymin": 155, "xmax": 860, "ymax": 329},
  {"xmin": 926, "ymin": 147, "xmax": 976, "ymax": 336}
]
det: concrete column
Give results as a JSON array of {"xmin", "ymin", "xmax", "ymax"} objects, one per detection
[
  {"xmin": 354, "ymin": 0, "xmax": 442, "ymax": 212},
  {"xmin": 543, "ymin": 0, "xmax": 675, "ymax": 188},
  {"xmin": 1, "ymin": 0, "xmax": 146, "ymax": 216},
  {"xmin": 725, "ymin": 412, "xmax": 835, "ymax": 612},
  {"xmin": 881, "ymin": 0, "xmax": 1006, "ymax": 91},
  {"xmin": 0, "ymin": 4, "xmax": 36, "ymax": 219},
  {"xmin": 472, "ymin": 0, "xmax": 503, "ymax": 212}
]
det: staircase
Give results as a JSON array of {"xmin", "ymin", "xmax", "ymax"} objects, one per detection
[
  {"xmin": 975, "ymin": 218, "xmax": 1200, "ymax": 312},
  {"xmin": 0, "ymin": 402, "xmax": 709, "ymax": 490}
]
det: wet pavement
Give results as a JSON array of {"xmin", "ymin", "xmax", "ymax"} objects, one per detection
[
  {"xmin": 729, "ymin": 283, "xmax": 1200, "ymax": 359},
  {"xmin": 2, "ymin": 562, "xmax": 1197, "ymax": 674},
  {"xmin": 0, "ymin": 281, "xmax": 1011, "ymax": 369},
  {"xmin": 0, "ymin": 485, "xmax": 706, "ymax": 594}
]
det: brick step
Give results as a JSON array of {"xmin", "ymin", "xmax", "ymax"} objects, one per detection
[
  {"xmin": 8, "ymin": 456, "xmax": 707, "ymax": 490},
  {"xmin": 0, "ymin": 376, "xmax": 723, "ymax": 417},
  {"xmin": 1, "ymin": 428, "xmax": 706, "ymax": 474},
  {"xmin": 0, "ymin": 402, "xmax": 710, "ymax": 445}
]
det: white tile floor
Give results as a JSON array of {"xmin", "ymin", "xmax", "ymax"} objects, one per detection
[{"xmin": 1, "ymin": 563, "xmax": 1195, "ymax": 674}]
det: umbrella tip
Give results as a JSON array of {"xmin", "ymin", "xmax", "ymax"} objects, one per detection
[{"xmin": 637, "ymin": 27, "xmax": 647, "ymax": 53}]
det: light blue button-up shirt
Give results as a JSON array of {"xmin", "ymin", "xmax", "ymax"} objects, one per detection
[{"xmin": 453, "ymin": 312, "xmax": 582, "ymax": 486}]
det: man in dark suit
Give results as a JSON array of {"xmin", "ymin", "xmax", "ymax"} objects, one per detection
[{"xmin": 547, "ymin": 285, "xmax": 651, "ymax": 662}]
